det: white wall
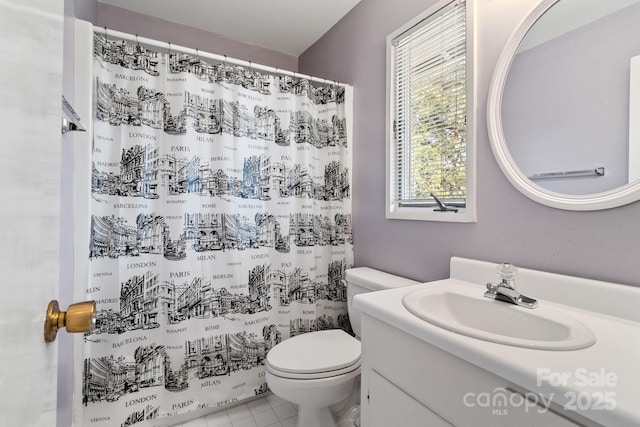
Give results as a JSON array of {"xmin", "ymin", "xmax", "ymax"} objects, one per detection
[{"xmin": 630, "ymin": 56, "xmax": 640, "ymax": 183}]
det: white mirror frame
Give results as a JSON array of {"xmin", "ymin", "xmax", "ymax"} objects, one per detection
[{"xmin": 487, "ymin": 0, "xmax": 640, "ymax": 211}]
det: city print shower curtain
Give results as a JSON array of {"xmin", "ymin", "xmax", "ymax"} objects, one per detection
[{"xmin": 82, "ymin": 32, "xmax": 353, "ymax": 426}]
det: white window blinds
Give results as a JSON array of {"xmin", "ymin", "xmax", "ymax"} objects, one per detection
[{"xmin": 391, "ymin": 0, "xmax": 467, "ymax": 207}]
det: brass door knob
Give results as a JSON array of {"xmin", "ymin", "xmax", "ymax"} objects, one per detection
[{"xmin": 44, "ymin": 300, "xmax": 96, "ymax": 343}]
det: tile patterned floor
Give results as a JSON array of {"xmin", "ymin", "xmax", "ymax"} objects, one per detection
[{"xmin": 174, "ymin": 395, "xmax": 298, "ymax": 427}]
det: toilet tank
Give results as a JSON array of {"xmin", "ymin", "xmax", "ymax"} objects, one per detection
[{"xmin": 346, "ymin": 267, "xmax": 420, "ymax": 338}]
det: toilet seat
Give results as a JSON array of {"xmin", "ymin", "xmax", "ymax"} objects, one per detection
[
  {"xmin": 267, "ymin": 358, "xmax": 361, "ymax": 380},
  {"xmin": 266, "ymin": 329, "xmax": 361, "ymax": 380}
]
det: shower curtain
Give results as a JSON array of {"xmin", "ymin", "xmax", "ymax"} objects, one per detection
[{"xmin": 81, "ymin": 32, "xmax": 353, "ymax": 426}]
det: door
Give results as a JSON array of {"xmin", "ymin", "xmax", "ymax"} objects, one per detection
[
  {"xmin": 365, "ymin": 370, "xmax": 454, "ymax": 427},
  {"xmin": 0, "ymin": 0, "xmax": 65, "ymax": 425}
]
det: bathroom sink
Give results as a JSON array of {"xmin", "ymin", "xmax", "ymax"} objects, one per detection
[{"xmin": 402, "ymin": 287, "xmax": 596, "ymax": 350}]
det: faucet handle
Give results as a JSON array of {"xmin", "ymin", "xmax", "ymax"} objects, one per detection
[{"xmin": 495, "ymin": 263, "xmax": 518, "ymax": 288}]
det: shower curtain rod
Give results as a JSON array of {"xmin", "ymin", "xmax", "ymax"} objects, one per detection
[{"xmin": 102, "ymin": 27, "xmax": 347, "ymax": 87}]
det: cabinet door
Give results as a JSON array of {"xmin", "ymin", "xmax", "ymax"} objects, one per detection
[
  {"xmin": 502, "ymin": 388, "xmax": 586, "ymax": 427},
  {"xmin": 365, "ymin": 370, "xmax": 453, "ymax": 427}
]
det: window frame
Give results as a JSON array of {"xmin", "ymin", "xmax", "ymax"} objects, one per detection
[{"xmin": 385, "ymin": 0, "xmax": 477, "ymax": 222}]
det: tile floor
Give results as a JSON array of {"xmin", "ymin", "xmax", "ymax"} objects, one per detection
[{"xmin": 174, "ymin": 395, "xmax": 298, "ymax": 427}]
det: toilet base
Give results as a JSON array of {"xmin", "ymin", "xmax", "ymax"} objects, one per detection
[
  {"xmin": 266, "ymin": 366, "xmax": 360, "ymax": 427},
  {"xmin": 297, "ymin": 405, "xmax": 338, "ymax": 427}
]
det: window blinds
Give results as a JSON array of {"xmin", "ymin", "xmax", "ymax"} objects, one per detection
[{"xmin": 391, "ymin": 0, "xmax": 467, "ymax": 207}]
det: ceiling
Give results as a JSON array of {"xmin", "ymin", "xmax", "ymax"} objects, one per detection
[{"xmin": 98, "ymin": 0, "xmax": 361, "ymax": 57}]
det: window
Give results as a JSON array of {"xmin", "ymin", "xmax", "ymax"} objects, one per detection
[{"xmin": 386, "ymin": 0, "xmax": 476, "ymax": 222}]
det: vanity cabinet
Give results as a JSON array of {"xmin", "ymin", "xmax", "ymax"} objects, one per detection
[
  {"xmin": 360, "ymin": 315, "xmax": 595, "ymax": 427},
  {"xmin": 367, "ymin": 369, "xmax": 453, "ymax": 427}
]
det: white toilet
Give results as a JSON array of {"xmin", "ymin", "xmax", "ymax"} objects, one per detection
[{"xmin": 265, "ymin": 267, "xmax": 419, "ymax": 427}]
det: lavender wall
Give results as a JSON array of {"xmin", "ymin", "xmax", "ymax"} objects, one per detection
[
  {"xmin": 74, "ymin": 0, "xmax": 97, "ymax": 23},
  {"xmin": 503, "ymin": 4, "xmax": 640, "ymax": 195},
  {"xmin": 95, "ymin": 4, "xmax": 298, "ymax": 71},
  {"xmin": 299, "ymin": 0, "xmax": 640, "ymax": 287}
]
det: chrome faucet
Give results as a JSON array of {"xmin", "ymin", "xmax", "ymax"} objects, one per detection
[{"xmin": 484, "ymin": 263, "xmax": 538, "ymax": 309}]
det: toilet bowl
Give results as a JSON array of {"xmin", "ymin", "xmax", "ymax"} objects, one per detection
[
  {"xmin": 265, "ymin": 267, "xmax": 419, "ymax": 427},
  {"xmin": 266, "ymin": 329, "xmax": 361, "ymax": 427}
]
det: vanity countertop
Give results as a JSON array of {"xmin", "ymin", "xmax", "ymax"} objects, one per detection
[{"xmin": 354, "ymin": 278, "xmax": 640, "ymax": 427}]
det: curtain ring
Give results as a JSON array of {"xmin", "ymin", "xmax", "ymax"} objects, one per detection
[
  {"xmin": 135, "ymin": 34, "xmax": 139, "ymax": 47},
  {"xmin": 168, "ymin": 42, "xmax": 172, "ymax": 55}
]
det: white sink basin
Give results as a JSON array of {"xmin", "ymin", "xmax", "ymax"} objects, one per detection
[{"xmin": 402, "ymin": 287, "xmax": 596, "ymax": 350}]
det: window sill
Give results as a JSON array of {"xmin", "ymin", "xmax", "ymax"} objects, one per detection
[{"xmin": 386, "ymin": 205, "xmax": 476, "ymax": 223}]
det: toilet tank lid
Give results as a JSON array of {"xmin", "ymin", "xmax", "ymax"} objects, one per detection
[{"xmin": 346, "ymin": 267, "xmax": 420, "ymax": 291}]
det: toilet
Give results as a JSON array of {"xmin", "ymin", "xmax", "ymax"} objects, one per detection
[{"xmin": 265, "ymin": 267, "xmax": 419, "ymax": 427}]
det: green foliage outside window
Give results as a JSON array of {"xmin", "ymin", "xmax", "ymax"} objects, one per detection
[{"xmin": 409, "ymin": 67, "xmax": 466, "ymax": 202}]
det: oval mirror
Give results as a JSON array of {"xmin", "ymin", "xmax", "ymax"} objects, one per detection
[{"xmin": 487, "ymin": 0, "xmax": 640, "ymax": 210}]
